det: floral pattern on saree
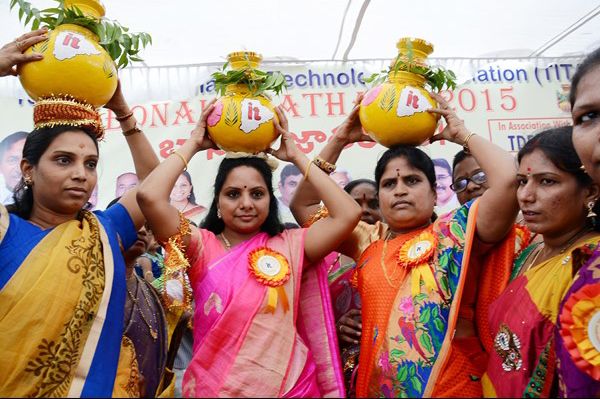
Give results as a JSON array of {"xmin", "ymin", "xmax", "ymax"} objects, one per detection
[{"xmin": 372, "ymin": 205, "xmax": 471, "ymax": 397}]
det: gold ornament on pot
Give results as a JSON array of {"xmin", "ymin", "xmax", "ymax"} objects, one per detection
[
  {"xmin": 360, "ymin": 38, "xmax": 457, "ymax": 147},
  {"xmin": 208, "ymin": 52, "xmax": 287, "ymax": 154},
  {"xmin": 11, "ymin": 0, "xmax": 151, "ymax": 108}
]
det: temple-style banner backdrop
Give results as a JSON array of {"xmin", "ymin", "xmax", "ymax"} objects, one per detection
[{"xmin": 0, "ymin": 57, "xmax": 582, "ymax": 222}]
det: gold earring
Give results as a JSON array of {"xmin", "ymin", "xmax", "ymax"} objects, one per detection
[
  {"xmin": 587, "ymin": 201, "xmax": 597, "ymax": 218},
  {"xmin": 217, "ymin": 209, "xmax": 222, "ymax": 219},
  {"xmin": 23, "ymin": 176, "xmax": 32, "ymax": 189}
]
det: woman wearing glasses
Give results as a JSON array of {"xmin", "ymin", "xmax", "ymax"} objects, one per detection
[{"xmin": 451, "ymin": 150, "xmax": 489, "ymax": 205}]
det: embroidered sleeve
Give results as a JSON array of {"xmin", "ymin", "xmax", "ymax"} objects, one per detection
[
  {"xmin": 338, "ymin": 220, "xmax": 387, "ymax": 262},
  {"xmin": 302, "ymin": 205, "xmax": 330, "ymax": 227},
  {"xmin": 302, "ymin": 205, "xmax": 387, "ymax": 261},
  {"xmin": 162, "ymin": 213, "xmax": 193, "ymax": 315}
]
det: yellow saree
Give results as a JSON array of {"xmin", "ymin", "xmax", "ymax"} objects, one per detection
[{"xmin": 0, "ymin": 205, "xmax": 132, "ymax": 397}]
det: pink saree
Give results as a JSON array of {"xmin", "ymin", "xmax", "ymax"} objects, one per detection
[{"xmin": 182, "ymin": 228, "xmax": 345, "ymax": 397}]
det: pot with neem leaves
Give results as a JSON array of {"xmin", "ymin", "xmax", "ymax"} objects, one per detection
[
  {"xmin": 359, "ymin": 38, "xmax": 457, "ymax": 147},
  {"xmin": 12, "ymin": 0, "xmax": 151, "ymax": 107},
  {"xmin": 207, "ymin": 51, "xmax": 287, "ymax": 154}
]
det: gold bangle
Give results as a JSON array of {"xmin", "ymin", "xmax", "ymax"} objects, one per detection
[
  {"xmin": 463, "ymin": 132, "xmax": 476, "ymax": 151},
  {"xmin": 170, "ymin": 150, "xmax": 189, "ymax": 171},
  {"xmin": 116, "ymin": 111, "xmax": 134, "ymax": 122},
  {"xmin": 304, "ymin": 159, "xmax": 313, "ymax": 180},
  {"xmin": 122, "ymin": 126, "xmax": 142, "ymax": 137},
  {"xmin": 313, "ymin": 156, "xmax": 336, "ymax": 174}
]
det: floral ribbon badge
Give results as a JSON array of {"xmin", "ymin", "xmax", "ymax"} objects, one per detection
[
  {"xmin": 397, "ymin": 230, "xmax": 438, "ymax": 297},
  {"xmin": 559, "ymin": 282, "xmax": 600, "ymax": 379},
  {"xmin": 248, "ymin": 247, "xmax": 291, "ymax": 314}
]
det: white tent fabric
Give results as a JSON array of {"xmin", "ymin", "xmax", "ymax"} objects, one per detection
[{"xmin": 1, "ymin": 0, "xmax": 599, "ymax": 67}]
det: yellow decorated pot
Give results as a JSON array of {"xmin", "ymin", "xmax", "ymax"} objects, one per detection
[
  {"xmin": 359, "ymin": 38, "xmax": 440, "ymax": 147},
  {"xmin": 18, "ymin": 0, "xmax": 117, "ymax": 107},
  {"xmin": 207, "ymin": 52, "xmax": 279, "ymax": 153}
]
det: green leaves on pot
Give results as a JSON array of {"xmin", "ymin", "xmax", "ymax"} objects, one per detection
[
  {"xmin": 212, "ymin": 61, "xmax": 287, "ymax": 97},
  {"xmin": 9, "ymin": 0, "xmax": 152, "ymax": 69},
  {"xmin": 364, "ymin": 54, "xmax": 457, "ymax": 92}
]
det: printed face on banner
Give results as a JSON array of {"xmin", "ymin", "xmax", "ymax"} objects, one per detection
[
  {"xmin": 240, "ymin": 99, "xmax": 274, "ymax": 133},
  {"xmin": 53, "ymin": 31, "xmax": 101, "ymax": 61},
  {"xmin": 0, "ymin": 138, "xmax": 25, "ymax": 191},
  {"xmin": 331, "ymin": 170, "xmax": 351, "ymax": 189},
  {"xmin": 279, "ymin": 174, "xmax": 302, "ymax": 207},
  {"xmin": 434, "ymin": 165, "xmax": 455, "ymax": 206},
  {"xmin": 115, "ymin": 172, "xmax": 139, "ymax": 197}
]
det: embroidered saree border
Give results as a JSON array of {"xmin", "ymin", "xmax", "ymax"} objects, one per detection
[
  {"xmin": 68, "ymin": 221, "xmax": 115, "ymax": 397},
  {"xmin": 423, "ymin": 199, "xmax": 480, "ymax": 396}
]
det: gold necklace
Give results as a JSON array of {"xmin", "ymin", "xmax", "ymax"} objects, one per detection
[
  {"xmin": 524, "ymin": 226, "xmax": 593, "ymax": 274},
  {"xmin": 220, "ymin": 232, "xmax": 232, "ymax": 250},
  {"xmin": 381, "ymin": 231, "xmax": 402, "ymax": 288},
  {"xmin": 126, "ymin": 279, "xmax": 158, "ymax": 340}
]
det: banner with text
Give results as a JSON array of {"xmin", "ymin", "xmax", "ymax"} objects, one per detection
[{"xmin": 0, "ymin": 57, "xmax": 582, "ymax": 221}]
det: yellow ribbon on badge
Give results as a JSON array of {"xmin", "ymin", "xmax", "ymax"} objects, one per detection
[
  {"xmin": 248, "ymin": 247, "xmax": 291, "ymax": 314},
  {"xmin": 411, "ymin": 263, "xmax": 438, "ymax": 297},
  {"xmin": 265, "ymin": 286, "xmax": 290, "ymax": 314},
  {"xmin": 397, "ymin": 230, "xmax": 438, "ymax": 297}
]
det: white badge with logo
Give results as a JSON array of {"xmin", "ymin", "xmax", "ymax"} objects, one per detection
[{"xmin": 257, "ymin": 255, "xmax": 282, "ymax": 277}]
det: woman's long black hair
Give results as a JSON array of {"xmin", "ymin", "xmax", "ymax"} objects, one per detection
[
  {"xmin": 7, "ymin": 126, "xmax": 98, "ymax": 219},
  {"xmin": 570, "ymin": 46, "xmax": 600, "ymax": 108},
  {"xmin": 201, "ymin": 157, "xmax": 284, "ymax": 236}
]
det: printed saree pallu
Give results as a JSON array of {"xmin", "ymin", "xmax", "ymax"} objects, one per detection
[
  {"xmin": 181, "ymin": 228, "xmax": 345, "ymax": 397},
  {"xmin": 483, "ymin": 235, "xmax": 600, "ymax": 398},
  {"xmin": 0, "ymin": 207, "xmax": 125, "ymax": 397}
]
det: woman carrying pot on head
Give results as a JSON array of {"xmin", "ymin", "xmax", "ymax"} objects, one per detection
[
  {"xmin": 291, "ymin": 92, "xmax": 520, "ymax": 397},
  {"xmin": 482, "ymin": 126, "xmax": 600, "ymax": 397},
  {"xmin": 554, "ymin": 47, "xmax": 600, "ymax": 398},
  {"xmin": 0, "ymin": 32, "xmax": 160, "ymax": 397},
  {"xmin": 136, "ymin": 100, "xmax": 361, "ymax": 397}
]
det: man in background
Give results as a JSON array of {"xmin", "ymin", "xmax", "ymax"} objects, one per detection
[
  {"xmin": 331, "ymin": 168, "xmax": 352, "ymax": 189},
  {"xmin": 433, "ymin": 158, "xmax": 460, "ymax": 214},
  {"xmin": 115, "ymin": 172, "xmax": 139, "ymax": 197},
  {"xmin": 0, "ymin": 131, "xmax": 27, "ymax": 204},
  {"xmin": 277, "ymin": 164, "xmax": 302, "ymax": 224}
]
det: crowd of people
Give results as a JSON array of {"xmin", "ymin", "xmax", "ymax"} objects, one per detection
[{"xmin": 0, "ymin": 27, "xmax": 599, "ymax": 398}]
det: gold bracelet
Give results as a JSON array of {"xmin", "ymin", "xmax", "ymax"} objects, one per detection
[
  {"xmin": 313, "ymin": 156, "xmax": 336, "ymax": 174},
  {"xmin": 170, "ymin": 150, "xmax": 189, "ymax": 171},
  {"xmin": 116, "ymin": 111, "xmax": 134, "ymax": 122},
  {"xmin": 122, "ymin": 126, "xmax": 142, "ymax": 137},
  {"xmin": 304, "ymin": 159, "xmax": 313, "ymax": 180},
  {"xmin": 463, "ymin": 132, "xmax": 476, "ymax": 152}
]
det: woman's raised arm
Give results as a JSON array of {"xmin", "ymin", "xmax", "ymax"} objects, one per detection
[
  {"xmin": 137, "ymin": 100, "xmax": 218, "ymax": 245},
  {"xmin": 270, "ymin": 107, "xmax": 361, "ymax": 263},
  {"xmin": 103, "ymin": 82, "xmax": 161, "ymax": 230},
  {"xmin": 428, "ymin": 92, "xmax": 519, "ymax": 243},
  {"xmin": 290, "ymin": 97, "xmax": 372, "ymax": 227}
]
